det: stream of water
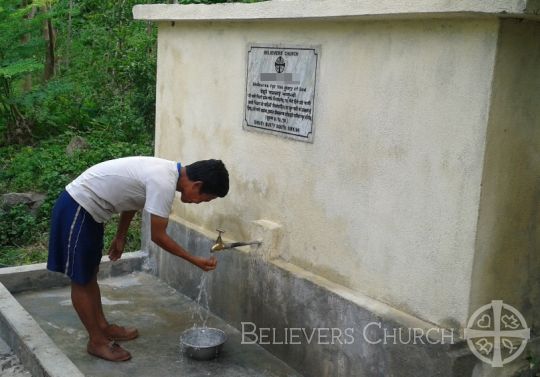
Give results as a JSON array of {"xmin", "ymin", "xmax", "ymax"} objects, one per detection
[
  {"xmin": 191, "ymin": 272, "xmax": 211, "ymax": 328},
  {"xmin": 180, "ymin": 244, "xmax": 267, "ymax": 361}
]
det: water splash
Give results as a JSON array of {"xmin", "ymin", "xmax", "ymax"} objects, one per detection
[
  {"xmin": 142, "ymin": 250, "xmax": 158, "ymax": 275},
  {"xmin": 182, "ymin": 327, "xmax": 224, "ymax": 347}
]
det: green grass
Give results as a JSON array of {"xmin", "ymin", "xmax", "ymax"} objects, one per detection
[{"xmin": 0, "ymin": 245, "xmax": 49, "ymax": 267}]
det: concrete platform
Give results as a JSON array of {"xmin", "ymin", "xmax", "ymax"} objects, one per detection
[{"xmin": 14, "ymin": 272, "xmax": 302, "ymax": 377}]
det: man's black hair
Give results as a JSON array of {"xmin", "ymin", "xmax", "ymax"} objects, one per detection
[{"xmin": 185, "ymin": 159, "xmax": 229, "ymax": 197}]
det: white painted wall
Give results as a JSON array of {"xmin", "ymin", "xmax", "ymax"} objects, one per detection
[{"xmin": 151, "ymin": 18, "xmax": 499, "ymax": 326}]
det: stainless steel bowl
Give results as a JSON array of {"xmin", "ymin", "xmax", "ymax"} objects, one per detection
[{"xmin": 181, "ymin": 327, "xmax": 227, "ymax": 361}]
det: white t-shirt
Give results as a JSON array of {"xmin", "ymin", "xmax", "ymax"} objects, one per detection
[{"xmin": 66, "ymin": 156, "xmax": 179, "ymax": 223}]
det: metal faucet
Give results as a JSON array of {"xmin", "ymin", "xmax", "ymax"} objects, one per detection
[{"xmin": 211, "ymin": 229, "xmax": 262, "ymax": 252}]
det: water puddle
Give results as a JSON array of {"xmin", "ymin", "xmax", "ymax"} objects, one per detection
[
  {"xmin": 59, "ymin": 297, "xmax": 131, "ymax": 306},
  {"xmin": 100, "ymin": 273, "xmax": 143, "ymax": 289}
]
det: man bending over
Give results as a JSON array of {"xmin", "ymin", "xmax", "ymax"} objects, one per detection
[{"xmin": 47, "ymin": 156, "xmax": 229, "ymax": 361}]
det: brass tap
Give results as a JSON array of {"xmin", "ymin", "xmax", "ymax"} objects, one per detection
[
  {"xmin": 211, "ymin": 229, "xmax": 226, "ymax": 252},
  {"xmin": 211, "ymin": 228, "xmax": 262, "ymax": 253}
]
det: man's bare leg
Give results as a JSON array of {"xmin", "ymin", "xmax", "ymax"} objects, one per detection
[
  {"xmin": 87, "ymin": 273, "xmax": 138, "ymax": 341},
  {"xmin": 86, "ymin": 273, "xmax": 109, "ymax": 329},
  {"xmin": 71, "ymin": 274, "xmax": 131, "ymax": 361}
]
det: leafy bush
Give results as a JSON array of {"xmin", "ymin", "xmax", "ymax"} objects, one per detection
[
  {"xmin": 0, "ymin": 246, "xmax": 49, "ymax": 267},
  {"xmin": 0, "ymin": 128, "xmax": 152, "ymax": 266},
  {"xmin": 0, "ymin": 0, "xmax": 158, "ymax": 265},
  {"xmin": 0, "ymin": 204, "xmax": 38, "ymax": 247},
  {"xmin": 0, "ymin": 0, "xmax": 262, "ymax": 267}
]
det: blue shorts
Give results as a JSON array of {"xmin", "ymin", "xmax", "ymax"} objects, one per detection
[{"xmin": 47, "ymin": 190, "xmax": 104, "ymax": 285}]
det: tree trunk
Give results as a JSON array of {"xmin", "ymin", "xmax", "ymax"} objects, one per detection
[
  {"xmin": 66, "ymin": 0, "xmax": 73, "ymax": 68},
  {"xmin": 21, "ymin": 2, "xmax": 37, "ymax": 91},
  {"xmin": 43, "ymin": 5, "xmax": 56, "ymax": 81},
  {"xmin": 0, "ymin": 78, "xmax": 32, "ymax": 144}
]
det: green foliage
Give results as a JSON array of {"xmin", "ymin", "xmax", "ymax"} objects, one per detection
[
  {"xmin": 48, "ymin": 0, "xmax": 160, "ymax": 139},
  {"xmin": 20, "ymin": 79, "xmax": 95, "ymax": 137},
  {"xmin": 0, "ymin": 1, "xmax": 46, "ymax": 62},
  {"xmin": 0, "ymin": 0, "xmax": 261, "ymax": 267},
  {"xmin": 0, "ymin": 245, "xmax": 48, "ymax": 267},
  {"xmin": 0, "ymin": 128, "xmax": 152, "ymax": 264},
  {"xmin": 0, "ymin": 204, "xmax": 38, "ymax": 247},
  {"xmin": 0, "ymin": 59, "xmax": 42, "ymax": 79},
  {"xmin": 1, "ymin": 129, "xmax": 152, "ymax": 193},
  {"xmin": 0, "ymin": 0, "xmax": 159, "ymax": 266}
]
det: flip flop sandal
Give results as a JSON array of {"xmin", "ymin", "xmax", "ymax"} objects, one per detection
[
  {"xmin": 106, "ymin": 324, "xmax": 139, "ymax": 341},
  {"xmin": 87, "ymin": 341, "xmax": 131, "ymax": 362}
]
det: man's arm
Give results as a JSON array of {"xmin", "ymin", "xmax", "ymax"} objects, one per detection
[
  {"xmin": 150, "ymin": 214, "xmax": 217, "ymax": 271},
  {"xmin": 108, "ymin": 210, "xmax": 137, "ymax": 261}
]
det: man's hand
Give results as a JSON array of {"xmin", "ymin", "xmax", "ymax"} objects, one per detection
[
  {"xmin": 108, "ymin": 237, "xmax": 125, "ymax": 261},
  {"xmin": 150, "ymin": 214, "xmax": 217, "ymax": 271},
  {"xmin": 192, "ymin": 256, "xmax": 218, "ymax": 271},
  {"xmin": 109, "ymin": 211, "xmax": 136, "ymax": 261},
  {"xmin": 150, "ymin": 215, "xmax": 219, "ymax": 271}
]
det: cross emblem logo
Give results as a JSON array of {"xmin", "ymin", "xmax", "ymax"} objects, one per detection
[
  {"xmin": 464, "ymin": 300, "xmax": 530, "ymax": 367},
  {"xmin": 275, "ymin": 56, "xmax": 286, "ymax": 73}
]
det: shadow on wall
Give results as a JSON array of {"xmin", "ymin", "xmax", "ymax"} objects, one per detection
[{"xmin": 469, "ymin": 19, "xmax": 540, "ymax": 332}]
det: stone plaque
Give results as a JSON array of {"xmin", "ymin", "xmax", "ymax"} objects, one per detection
[{"xmin": 244, "ymin": 44, "xmax": 319, "ymax": 142}]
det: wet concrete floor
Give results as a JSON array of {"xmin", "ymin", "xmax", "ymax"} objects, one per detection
[{"xmin": 15, "ymin": 272, "xmax": 302, "ymax": 377}]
